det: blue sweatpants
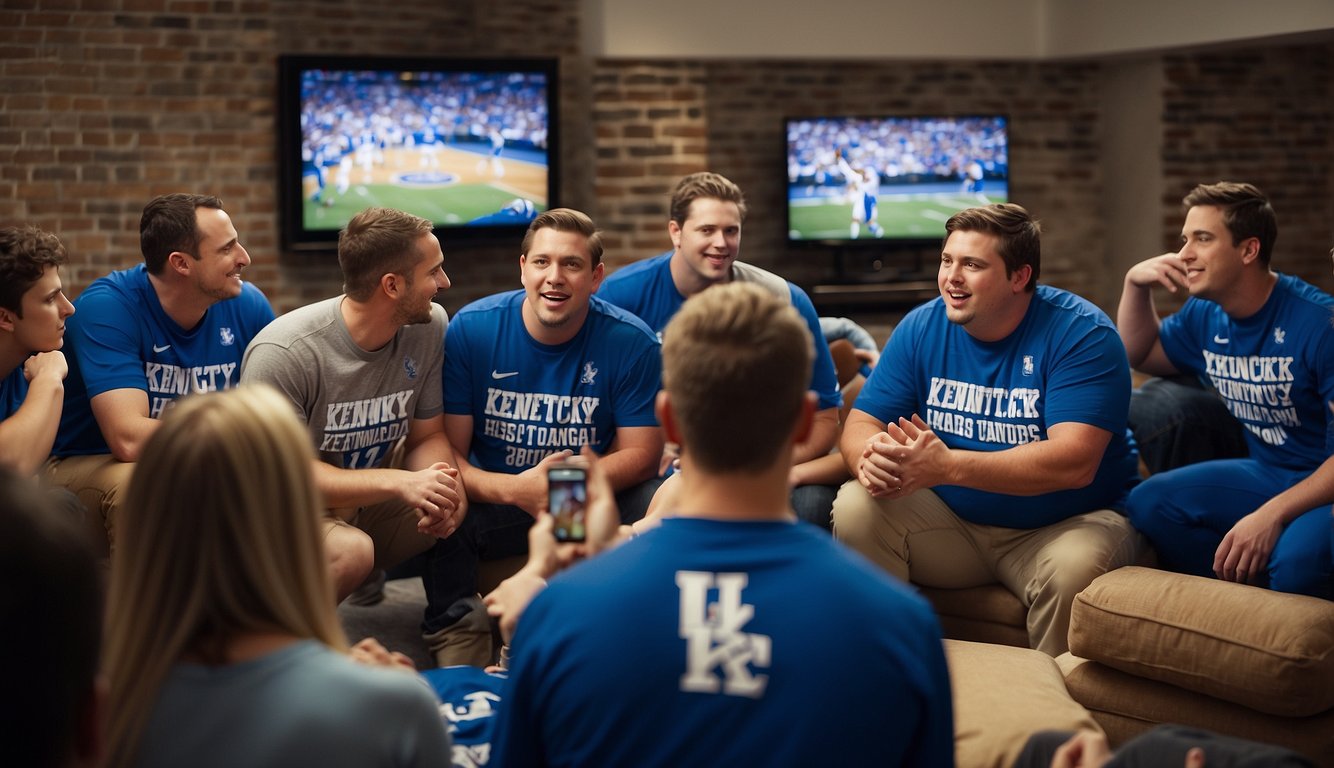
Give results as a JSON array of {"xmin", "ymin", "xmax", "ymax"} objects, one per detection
[{"xmin": 1127, "ymin": 458, "xmax": 1332, "ymax": 598}]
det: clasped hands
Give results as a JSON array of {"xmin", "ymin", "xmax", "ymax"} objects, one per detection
[{"xmin": 856, "ymin": 414, "xmax": 950, "ymax": 499}]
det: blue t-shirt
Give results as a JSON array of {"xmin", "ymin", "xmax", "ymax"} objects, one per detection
[
  {"xmin": 598, "ymin": 252, "xmax": 842, "ymax": 411},
  {"xmin": 491, "ymin": 518, "xmax": 954, "ymax": 768},
  {"xmin": 855, "ymin": 285, "xmax": 1139, "ymax": 528},
  {"xmin": 443, "ymin": 291, "xmax": 661, "ymax": 473},
  {"xmin": 1160, "ymin": 273, "xmax": 1334, "ymax": 472},
  {"xmin": 0, "ymin": 365, "xmax": 27, "ymax": 421},
  {"xmin": 54, "ymin": 265, "xmax": 274, "ymax": 456},
  {"xmin": 422, "ymin": 666, "xmax": 507, "ymax": 768}
]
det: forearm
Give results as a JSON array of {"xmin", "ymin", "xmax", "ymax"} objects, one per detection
[
  {"xmin": 840, "ymin": 417, "xmax": 884, "ymax": 477},
  {"xmin": 791, "ymin": 451, "xmax": 850, "ymax": 487},
  {"xmin": 102, "ymin": 416, "xmax": 159, "ymax": 463},
  {"xmin": 938, "ymin": 440, "xmax": 1098, "ymax": 496},
  {"xmin": 1116, "ymin": 279, "xmax": 1166, "ymax": 372},
  {"xmin": 457, "ymin": 460, "xmax": 530, "ymax": 509},
  {"xmin": 313, "ymin": 460, "xmax": 408, "ymax": 511},
  {"xmin": 1256, "ymin": 456, "xmax": 1334, "ymax": 524},
  {"xmin": 791, "ymin": 408, "xmax": 839, "ymax": 465},
  {"xmin": 0, "ymin": 375, "xmax": 64, "ymax": 475},
  {"xmin": 594, "ymin": 446, "xmax": 658, "ymax": 491}
]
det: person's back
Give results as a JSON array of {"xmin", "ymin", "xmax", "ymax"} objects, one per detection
[
  {"xmin": 490, "ymin": 282, "xmax": 953, "ymax": 767},
  {"xmin": 494, "ymin": 518, "xmax": 951, "ymax": 767},
  {"xmin": 136, "ymin": 640, "xmax": 445, "ymax": 768}
]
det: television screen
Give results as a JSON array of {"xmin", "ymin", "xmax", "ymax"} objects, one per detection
[
  {"xmin": 278, "ymin": 55, "xmax": 557, "ymax": 250},
  {"xmin": 786, "ymin": 115, "xmax": 1008, "ymax": 245}
]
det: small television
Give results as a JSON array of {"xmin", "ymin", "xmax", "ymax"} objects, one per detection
[
  {"xmin": 278, "ymin": 55, "xmax": 558, "ymax": 251},
  {"xmin": 785, "ymin": 115, "xmax": 1009, "ymax": 246}
]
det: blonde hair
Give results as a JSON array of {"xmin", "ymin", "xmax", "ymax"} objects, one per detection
[
  {"xmin": 103, "ymin": 385, "xmax": 346, "ymax": 768},
  {"xmin": 662, "ymin": 282, "xmax": 812, "ymax": 472}
]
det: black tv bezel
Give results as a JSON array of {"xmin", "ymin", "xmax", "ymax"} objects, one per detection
[
  {"xmin": 783, "ymin": 113, "xmax": 1010, "ymax": 250},
  {"xmin": 277, "ymin": 54, "xmax": 560, "ymax": 252}
]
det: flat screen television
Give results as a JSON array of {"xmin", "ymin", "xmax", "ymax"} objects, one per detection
[
  {"xmin": 278, "ymin": 55, "xmax": 558, "ymax": 251},
  {"xmin": 785, "ymin": 115, "xmax": 1009, "ymax": 246}
]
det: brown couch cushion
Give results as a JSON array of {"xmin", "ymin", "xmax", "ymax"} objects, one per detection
[
  {"xmin": 1058, "ymin": 654, "xmax": 1334, "ymax": 764},
  {"xmin": 1069, "ymin": 566, "xmax": 1334, "ymax": 718},
  {"xmin": 922, "ymin": 584, "xmax": 1029, "ymax": 648},
  {"xmin": 947, "ymin": 640, "xmax": 1099, "ymax": 768}
]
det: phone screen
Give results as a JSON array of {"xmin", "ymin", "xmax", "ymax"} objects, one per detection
[{"xmin": 547, "ymin": 464, "xmax": 587, "ymax": 543}]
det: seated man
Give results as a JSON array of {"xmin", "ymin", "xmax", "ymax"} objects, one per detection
[
  {"xmin": 833, "ymin": 203, "xmax": 1142, "ymax": 657},
  {"xmin": 48, "ymin": 194, "xmax": 274, "ymax": 553},
  {"xmin": 240, "ymin": 207, "xmax": 465, "ymax": 603},
  {"xmin": 420, "ymin": 208, "xmax": 662, "ymax": 667},
  {"xmin": 1119, "ymin": 182, "xmax": 1333, "ymax": 597},
  {"xmin": 488, "ymin": 282, "xmax": 953, "ymax": 767},
  {"xmin": 598, "ymin": 172, "xmax": 843, "ymax": 528},
  {"xmin": 0, "ymin": 225, "xmax": 76, "ymax": 476}
]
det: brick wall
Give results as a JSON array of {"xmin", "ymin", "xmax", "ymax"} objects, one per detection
[
  {"xmin": 1160, "ymin": 43, "xmax": 1334, "ymax": 294},
  {"xmin": 2, "ymin": 2, "xmax": 1332, "ymax": 318}
]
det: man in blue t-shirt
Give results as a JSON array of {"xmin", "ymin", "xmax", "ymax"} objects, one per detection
[
  {"xmin": 833, "ymin": 203, "xmax": 1142, "ymax": 657},
  {"xmin": 0, "ymin": 226, "xmax": 76, "ymax": 477},
  {"xmin": 598, "ymin": 172, "xmax": 844, "ymax": 529},
  {"xmin": 47, "ymin": 194, "xmax": 274, "ymax": 554},
  {"xmin": 1119, "ymin": 182, "xmax": 1334, "ymax": 598},
  {"xmin": 420, "ymin": 208, "xmax": 663, "ymax": 667},
  {"xmin": 485, "ymin": 282, "xmax": 953, "ymax": 767}
]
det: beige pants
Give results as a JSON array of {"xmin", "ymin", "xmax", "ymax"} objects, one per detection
[
  {"xmin": 832, "ymin": 482, "xmax": 1142, "ymax": 656},
  {"xmin": 45, "ymin": 453, "xmax": 133, "ymax": 558},
  {"xmin": 323, "ymin": 498, "xmax": 436, "ymax": 573}
]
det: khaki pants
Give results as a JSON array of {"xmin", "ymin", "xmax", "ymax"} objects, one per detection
[
  {"xmin": 832, "ymin": 482, "xmax": 1142, "ymax": 656},
  {"xmin": 45, "ymin": 453, "xmax": 133, "ymax": 558},
  {"xmin": 323, "ymin": 498, "xmax": 436, "ymax": 573}
]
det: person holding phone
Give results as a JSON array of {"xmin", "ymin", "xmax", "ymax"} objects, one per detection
[
  {"xmin": 484, "ymin": 282, "xmax": 953, "ymax": 767},
  {"xmin": 418, "ymin": 208, "xmax": 664, "ymax": 668}
]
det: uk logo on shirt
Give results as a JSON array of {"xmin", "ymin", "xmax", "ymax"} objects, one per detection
[
  {"xmin": 676, "ymin": 570, "xmax": 771, "ymax": 699},
  {"xmin": 404, "ymin": 355, "xmax": 418, "ymax": 380},
  {"xmin": 219, "ymin": 327, "xmax": 235, "ymax": 346},
  {"xmin": 1022, "ymin": 355, "xmax": 1034, "ymax": 376},
  {"xmin": 581, "ymin": 361, "xmax": 598, "ymax": 386}
]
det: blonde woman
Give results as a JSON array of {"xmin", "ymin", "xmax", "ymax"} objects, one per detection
[{"xmin": 103, "ymin": 386, "xmax": 450, "ymax": 768}]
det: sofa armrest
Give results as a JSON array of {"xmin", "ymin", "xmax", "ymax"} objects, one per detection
[{"xmin": 1069, "ymin": 566, "xmax": 1334, "ymax": 717}]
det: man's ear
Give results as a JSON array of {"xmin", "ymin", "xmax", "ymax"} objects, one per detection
[
  {"xmin": 668, "ymin": 220, "xmax": 683, "ymax": 252},
  {"xmin": 656, "ymin": 390, "xmax": 683, "ymax": 445},
  {"xmin": 1010, "ymin": 264, "xmax": 1033, "ymax": 294},
  {"xmin": 167, "ymin": 250, "xmax": 193, "ymax": 277},
  {"xmin": 0, "ymin": 306, "xmax": 16, "ymax": 334},
  {"xmin": 1240, "ymin": 237, "xmax": 1261, "ymax": 265},
  {"xmin": 379, "ymin": 272, "xmax": 402, "ymax": 300}
]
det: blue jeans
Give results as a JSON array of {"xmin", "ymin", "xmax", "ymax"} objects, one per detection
[
  {"xmin": 1129, "ymin": 376, "xmax": 1247, "ymax": 475},
  {"xmin": 417, "ymin": 477, "xmax": 661, "ymax": 633},
  {"xmin": 1127, "ymin": 458, "xmax": 1332, "ymax": 598},
  {"xmin": 791, "ymin": 483, "xmax": 838, "ymax": 531}
]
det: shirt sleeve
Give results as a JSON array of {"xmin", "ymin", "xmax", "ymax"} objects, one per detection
[
  {"xmin": 442, "ymin": 312, "xmax": 474, "ymax": 415},
  {"xmin": 240, "ymin": 340, "xmax": 314, "ymax": 423},
  {"xmin": 612, "ymin": 332, "xmax": 662, "ymax": 429},
  {"xmin": 1043, "ymin": 323, "xmax": 1132, "ymax": 435},
  {"xmin": 853, "ymin": 308, "xmax": 922, "ymax": 425},
  {"xmin": 68, "ymin": 287, "xmax": 150, "ymax": 398},
  {"xmin": 789, "ymin": 285, "xmax": 843, "ymax": 410}
]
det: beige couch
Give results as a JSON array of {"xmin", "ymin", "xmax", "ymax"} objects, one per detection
[{"xmin": 923, "ymin": 568, "xmax": 1334, "ymax": 766}]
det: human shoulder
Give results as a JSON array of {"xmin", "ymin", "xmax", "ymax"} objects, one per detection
[
  {"xmin": 601, "ymin": 251, "xmax": 672, "ymax": 289},
  {"xmin": 587, "ymin": 295, "xmax": 660, "ymax": 345},
  {"xmin": 1275, "ymin": 273, "xmax": 1334, "ymax": 314},
  {"xmin": 1032, "ymin": 284, "xmax": 1117, "ymax": 332},
  {"xmin": 248, "ymin": 296, "xmax": 342, "ymax": 351},
  {"xmin": 74, "ymin": 266, "xmax": 150, "ymax": 311},
  {"xmin": 453, "ymin": 290, "xmax": 523, "ymax": 324},
  {"xmin": 730, "ymin": 261, "xmax": 791, "ymax": 301}
]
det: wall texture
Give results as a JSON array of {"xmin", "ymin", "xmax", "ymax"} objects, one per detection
[{"xmin": 2, "ymin": 1, "xmax": 1332, "ymax": 319}]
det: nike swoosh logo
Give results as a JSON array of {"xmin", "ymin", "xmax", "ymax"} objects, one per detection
[
  {"xmin": 491, "ymin": 370, "xmax": 519, "ymax": 379},
  {"xmin": 1213, "ymin": 335, "xmax": 1229, "ymax": 344},
  {"xmin": 153, "ymin": 344, "xmax": 171, "ymax": 353}
]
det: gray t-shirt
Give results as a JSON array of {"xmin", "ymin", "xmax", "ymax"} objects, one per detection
[
  {"xmin": 240, "ymin": 296, "xmax": 447, "ymax": 470},
  {"xmin": 137, "ymin": 640, "xmax": 451, "ymax": 768}
]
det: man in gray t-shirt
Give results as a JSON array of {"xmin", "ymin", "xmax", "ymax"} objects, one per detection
[{"xmin": 241, "ymin": 208, "xmax": 465, "ymax": 603}]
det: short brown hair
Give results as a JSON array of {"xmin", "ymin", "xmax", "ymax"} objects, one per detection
[
  {"xmin": 139, "ymin": 193, "xmax": 224, "ymax": 275},
  {"xmin": 0, "ymin": 225, "xmax": 66, "ymax": 316},
  {"xmin": 661, "ymin": 282, "xmax": 812, "ymax": 473},
  {"xmin": 669, "ymin": 172, "xmax": 748, "ymax": 227},
  {"xmin": 521, "ymin": 208, "xmax": 603, "ymax": 266},
  {"xmin": 1183, "ymin": 182, "xmax": 1277, "ymax": 265},
  {"xmin": 338, "ymin": 207, "xmax": 435, "ymax": 301},
  {"xmin": 945, "ymin": 203, "xmax": 1041, "ymax": 291}
]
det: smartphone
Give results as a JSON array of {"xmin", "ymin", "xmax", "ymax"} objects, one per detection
[{"xmin": 547, "ymin": 462, "xmax": 588, "ymax": 543}]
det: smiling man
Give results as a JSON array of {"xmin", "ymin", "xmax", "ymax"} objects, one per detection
[
  {"xmin": 0, "ymin": 226, "xmax": 76, "ymax": 476},
  {"xmin": 417, "ymin": 207, "xmax": 663, "ymax": 667},
  {"xmin": 598, "ymin": 172, "xmax": 844, "ymax": 529},
  {"xmin": 1118, "ymin": 182, "xmax": 1334, "ymax": 598},
  {"xmin": 832, "ymin": 203, "xmax": 1142, "ymax": 657},
  {"xmin": 241, "ymin": 207, "xmax": 465, "ymax": 605},
  {"xmin": 48, "ymin": 194, "xmax": 274, "ymax": 553}
]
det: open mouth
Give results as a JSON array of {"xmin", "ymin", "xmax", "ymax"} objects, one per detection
[{"xmin": 541, "ymin": 291, "xmax": 570, "ymax": 305}]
